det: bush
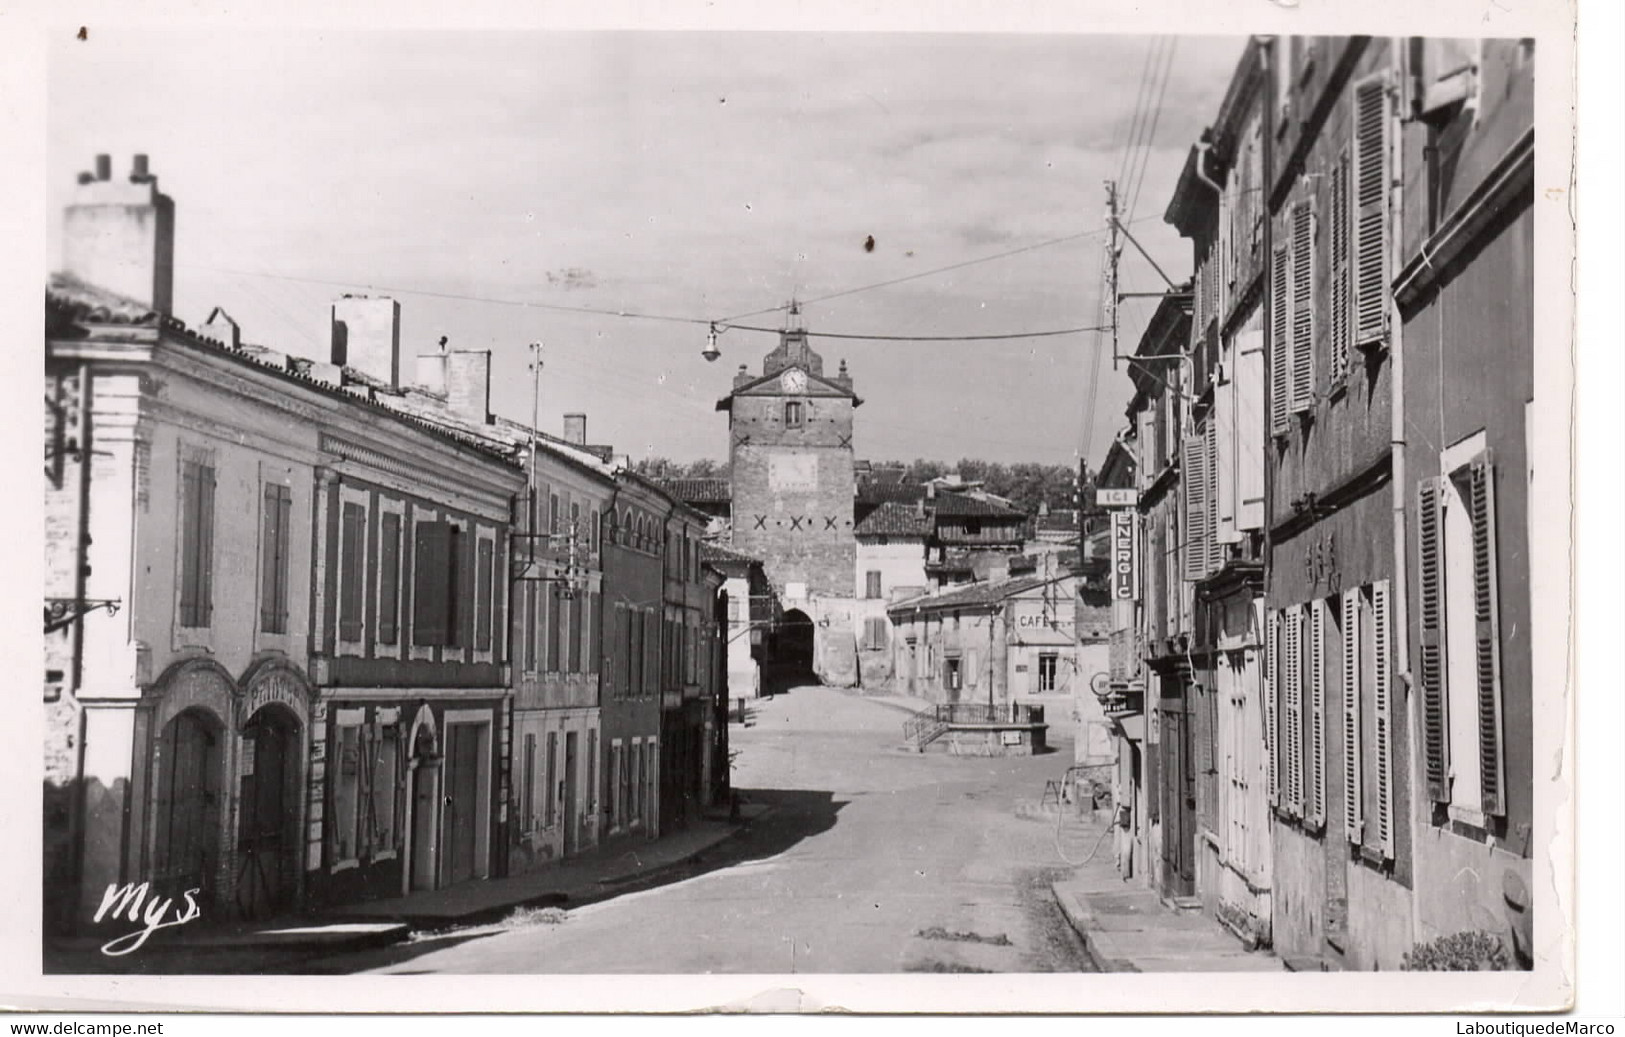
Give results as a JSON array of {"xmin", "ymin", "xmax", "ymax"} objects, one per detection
[{"xmin": 1400, "ymin": 930, "xmax": 1510, "ymax": 971}]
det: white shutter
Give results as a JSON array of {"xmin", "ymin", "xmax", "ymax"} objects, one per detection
[
  {"xmin": 1330, "ymin": 151, "xmax": 1352, "ymax": 383},
  {"xmin": 1264, "ymin": 609, "xmax": 1279, "ymax": 807},
  {"xmin": 1205, "ymin": 419, "xmax": 1222, "ymax": 572},
  {"xmin": 1216, "ymin": 340, "xmax": 1239, "ymax": 544},
  {"xmin": 1284, "ymin": 604, "xmax": 1304, "ymax": 816},
  {"xmin": 1341, "ymin": 587, "xmax": 1364, "ymax": 843},
  {"xmin": 1352, "ymin": 73, "xmax": 1391, "ymax": 349},
  {"xmin": 1307, "ymin": 598, "xmax": 1328, "ymax": 829},
  {"xmin": 1372, "ymin": 579, "xmax": 1395, "ymax": 859},
  {"xmin": 1236, "ymin": 330, "xmax": 1266, "ymax": 530},
  {"xmin": 1182, "ymin": 435, "xmax": 1209, "ymax": 582},
  {"xmin": 1470, "ymin": 455, "xmax": 1507, "ymax": 817},
  {"xmin": 1270, "ymin": 244, "xmax": 1291, "ymax": 436},
  {"xmin": 1290, "ymin": 199, "xmax": 1315, "ymax": 413},
  {"xmin": 1417, "ymin": 477, "xmax": 1451, "ymax": 803}
]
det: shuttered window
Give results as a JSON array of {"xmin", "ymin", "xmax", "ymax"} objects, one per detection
[
  {"xmin": 1330, "ymin": 151, "xmax": 1353, "ymax": 383},
  {"xmin": 544, "ymin": 732, "xmax": 558, "ymax": 828},
  {"xmin": 1341, "ymin": 587, "xmax": 1364, "ymax": 842},
  {"xmin": 378, "ymin": 512, "xmax": 401, "ymax": 645},
  {"xmin": 260, "ymin": 483, "xmax": 292, "ymax": 634},
  {"xmin": 1306, "ymin": 598, "xmax": 1328, "ymax": 830},
  {"xmin": 628, "ymin": 604, "xmax": 641, "ymax": 696},
  {"xmin": 1289, "ymin": 200, "xmax": 1315, "ymax": 413},
  {"xmin": 1469, "ymin": 457, "xmax": 1507, "ymax": 817},
  {"xmin": 1372, "ymin": 579, "xmax": 1395, "ymax": 857},
  {"xmin": 339, "ymin": 502, "xmax": 366, "ymax": 642},
  {"xmin": 546, "ymin": 582, "xmax": 562, "ymax": 671},
  {"xmin": 1282, "ymin": 604, "xmax": 1304, "ymax": 816},
  {"xmin": 525, "ymin": 584, "xmax": 540, "ymax": 671},
  {"xmin": 446, "ymin": 525, "xmax": 463, "ymax": 648},
  {"xmin": 1418, "ymin": 476, "xmax": 1451, "ymax": 803},
  {"xmin": 1182, "ymin": 434, "xmax": 1210, "ymax": 581},
  {"xmin": 587, "ymin": 590, "xmax": 600, "ymax": 675},
  {"xmin": 179, "ymin": 460, "xmax": 216, "ymax": 628},
  {"xmin": 1269, "ymin": 244, "xmax": 1291, "ymax": 437},
  {"xmin": 1352, "ymin": 73, "xmax": 1391, "ymax": 349},
  {"xmin": 412, "ymin": 520, "xmax": 450, "ymax": 646},
  {"xmin": 1264, "ymin": 610, "xmax": 1279, "ymax": 806},
  {"xmin": 569, "ymin": 589, "xmax": 584, "ymax": 673},
  {"xmin": 1205, "ymin": 419, "xmax": 1221, "ymax": 572},
  {"xmin": 1236, "ymin": 330, "xmax": 1267, "ymax": 530},
  {"xmin": 475, "ymin": 538, "xmax": 493, "ymax": 652}
]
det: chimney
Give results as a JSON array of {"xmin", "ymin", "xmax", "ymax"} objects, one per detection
[
  {"xmin": 62, "ymin": 153, "xmax": 175, "ymax": 314},
  {"xmin": 202, "ymin": 307, "xmax": 240, "ymax": 349},
  {"xmin": 444, "ymin": 350, "xmax": 492, "ymax": 424},
  {"xmin": 563, "ymin": 413, "xmax": 587, "ymax": 446},
  {"xmin": 415, "ymin": 335, "xmax": 449, "ymax": 393},
  {"xmin": 330, "ymin": 295, "xmax": 402, "ymax": 387}
]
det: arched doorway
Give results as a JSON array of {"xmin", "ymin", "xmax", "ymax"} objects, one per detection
[
  {"xmin": 153, "ymin": 707, "xmax": 225, "ymax": 903},
  {"xmin": 769, "ymin": 608, "xmax": 817, "ymax": 690},
  {"xmin": 404, "ymin": 711, "xmax": 441, "ymax": 893},
  {"xmin": 236, "ymin": 703, "xmax": 302, "ymax": 920}
]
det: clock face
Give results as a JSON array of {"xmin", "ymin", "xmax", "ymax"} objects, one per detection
[{"xmin": 782, "ymin": 369, "xmax": 807, "ymax": 393}]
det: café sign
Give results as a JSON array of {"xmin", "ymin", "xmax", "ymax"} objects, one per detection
[
  {"xmin": 1095, "ymin": 488, "xmax": 1138, "ymax": 508},
  {"xmin": 1111, "ymin": 511, "xmax": 1136, "ymax": 601}
]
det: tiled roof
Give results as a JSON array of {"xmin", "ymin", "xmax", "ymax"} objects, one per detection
[
  {"xmin": 47, "ymin": 273, "xmax": 162, "ymax": 325},
  {"xmin": 700, "ymin": 541, "xmax": 760, "ymax": 566},
  {"xmin": 888, "ymin": 574, "xmax": 1052, "ymax": 615},
  {"xmin": 853, "ymin": 502, "xmax": 932, "ymax": 537},
  {"xmin": 48, "ymin": 276, "xmax": 522, "ymax": 467},
  {"xmin": 656, "ymin": 478, "xmax": 732, "ymax": 504},
  {"xmin": 930, "ymin": 493, "xmax": 1027, "ymax": 519}
]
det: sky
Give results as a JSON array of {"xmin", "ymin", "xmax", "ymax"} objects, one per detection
[{"xmin": 48, "ymin": 30, "xmax": 1246, "ymax": 470}]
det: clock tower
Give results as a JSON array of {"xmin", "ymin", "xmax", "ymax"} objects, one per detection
[{"xmin": 716, "ymin": 315, "xmax": 861, "ymax": 601}]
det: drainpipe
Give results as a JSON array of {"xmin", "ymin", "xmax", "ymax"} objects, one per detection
[
  {"xmin": 1256, "ymin": 32, "xmax": 1280, "ymax": 945},
  {"xmin": 1389, "ymin": 38, "xmax": 1421, "ymax": 952}
]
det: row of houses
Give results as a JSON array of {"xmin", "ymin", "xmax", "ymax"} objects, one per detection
[
  {"xmin": 1095, "ymin": 36, "xmax": 1535, "ymax": 970},
  {"xmin": 43, "ymin": 155, "xmax": 732, "ymax": 935}
]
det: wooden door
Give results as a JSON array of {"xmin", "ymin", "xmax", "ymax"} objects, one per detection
[
  {"xmin": 237, "ymin": 707, "xmax": 300, "ymax": 919},
  {"xmin": 155, "ymin": 709, "xmax": 223, "ymax": 901},
  {"xmin": 1159, "ymin": 705, "xmax": 1196, "ymax": 898},
  {"xmin": 445, "ymin": 724, "xmax": 481, "ymax": 885}
]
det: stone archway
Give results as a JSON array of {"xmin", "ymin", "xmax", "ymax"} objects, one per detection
[{"xmin": 144, "ymin": 658, "xmax": 237, "ymax": 912}]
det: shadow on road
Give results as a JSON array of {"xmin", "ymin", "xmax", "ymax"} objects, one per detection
[{"xmin": 283, "ymin": 787, "xmax": 845, "ymax": 974}]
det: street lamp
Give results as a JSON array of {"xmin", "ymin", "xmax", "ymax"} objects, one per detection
[{"xmin": 702, "ymin": 323, "xmax": 722, "ymax": 363}]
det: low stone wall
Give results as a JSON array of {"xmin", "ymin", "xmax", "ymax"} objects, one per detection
[{"xmin": 944, "ymin": 724, "xmax": 1048, "ymax": 757}]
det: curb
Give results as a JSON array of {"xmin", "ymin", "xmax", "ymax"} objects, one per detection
[{"xmin": 1049, "ymin": 883, "xmax": 1134, "ymax": 973}]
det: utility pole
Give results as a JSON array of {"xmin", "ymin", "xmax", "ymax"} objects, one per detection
[{"xmin": 1105, "ymin": 179, "xmax": 1121, "ymax": 372}]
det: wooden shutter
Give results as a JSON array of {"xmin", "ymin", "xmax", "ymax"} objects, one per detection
[
  {"xmin": 1417, "ymin": 477, "xmax": 1451, "ymax": 802},
  {"xmin": 588, "ymin": 590, "xmax": 600, "ymax": 675},
  {"xmin": 1283, "ymin": 604, "xmax": 1303, "ymax": 815},
  {"xmin": 261, "ymin": 484, "xmax": 283, "ymax": 633},
  {"xmin": 1342, "ymin": 587, "xmax": 1364, "ymax": 842},
  {"xmin": 1270, "ymin": 244, "xmax": 1291, "ymax": 436},
  {"xmin": 546, "ymin": 579, "xmax": 561, "ymax": 670},
  {"xmin": 379, "ymin": 512, "xmax": 401, "ymax": 645},
  {"xmin": 1469, "ymin": 455, "xmax": 1507, "ymax": 817},
  {"xmin": 1307, "ymin": 599, "xmax": 1327, "ymax": 828},
  {"xmin": 1205, "ymin": 420, "xmax": 1222, "ymax": 571},
  {"xmin": 339, "ymin": 502, "xmax": 365, "ymax": 642},
  {"xmin": 198, "ymin": 465, "xmax": 215, "ymax": 626},
  {"xmin": 1264, "ymin": 610, "xmax": 1279, "ymax": 806},
  {"xmin": 1330, "ymin": 152, "xmax": 1352, "ymax": 383},
  {"xmin": 179, "ymin": 462, "xmax": 200, "ymax": 625},
  {"xmin": 412, "ymin": 520, "xmax": 449, "ymax": 646},
  {"xmin": 1237, "ymin": 331, "xmax": 1266, "ymax": 529},
  {"xmin": 1182, "ymin": 435, "xmax": 1209, "ymax": 581},
  {"xmin": 476, "ymin": 538, "xmax": 493, "ymax": 651},
  {"xmin": 524, "ymin": 584, "xmax": 539, "ymax": 671},
  {"xmin": 1372, "ymin": 579, "xmax": 1395, "ymax": 858},
  {"xmin": 570, "ymin": 588, "xmax": 584, "ymax": 672},
  {"xmin": 1352, "ymin": 73, "xmax": 1390, "ymax": 349},
  {"xmin": 1289, "ymin": 200, "xmax": 1315, "ymax": 413}
]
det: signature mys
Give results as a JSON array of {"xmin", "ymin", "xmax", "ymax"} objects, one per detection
[{"xmin": 93, "ymin": 882, "xmax": 202, "ymax": 956}]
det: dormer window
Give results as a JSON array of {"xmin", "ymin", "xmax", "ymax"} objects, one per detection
[{"xmin": 785, "ymin": 401, "xmax": 804, "ymax": 428}]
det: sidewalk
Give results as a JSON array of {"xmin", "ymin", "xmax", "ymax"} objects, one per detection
[
  {"xmin": 331, "ymin": 802, "xmax": 771, "ymax": 929},
  {"xmin": 1047, "ymin": 810, "xmax": 1285, "ymax": 973}
]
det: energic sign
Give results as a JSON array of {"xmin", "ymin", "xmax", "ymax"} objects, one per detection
[{"xmin": 1111, "ymin": 511, "xmax": 1136, "ymax": 601}]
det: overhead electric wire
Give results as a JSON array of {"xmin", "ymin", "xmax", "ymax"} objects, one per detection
[{"xmin": 1125, "ymin": 38, "xmax": 1178, "ymax": 224}]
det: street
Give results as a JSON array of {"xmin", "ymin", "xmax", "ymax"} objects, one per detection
[{"xmin": 303, "ymin": 686, "xmax": 1097, "ymax": 974}]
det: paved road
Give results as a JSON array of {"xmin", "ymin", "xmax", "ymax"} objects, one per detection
[{"xmin": 308, "ymin": 686, "xmax": 1098, "ymax": 974}]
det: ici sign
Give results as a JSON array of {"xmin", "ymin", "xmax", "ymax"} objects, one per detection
[{"xmin": 1111, "ymin": 511, "xmax": 1136, "ymax": 601}]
